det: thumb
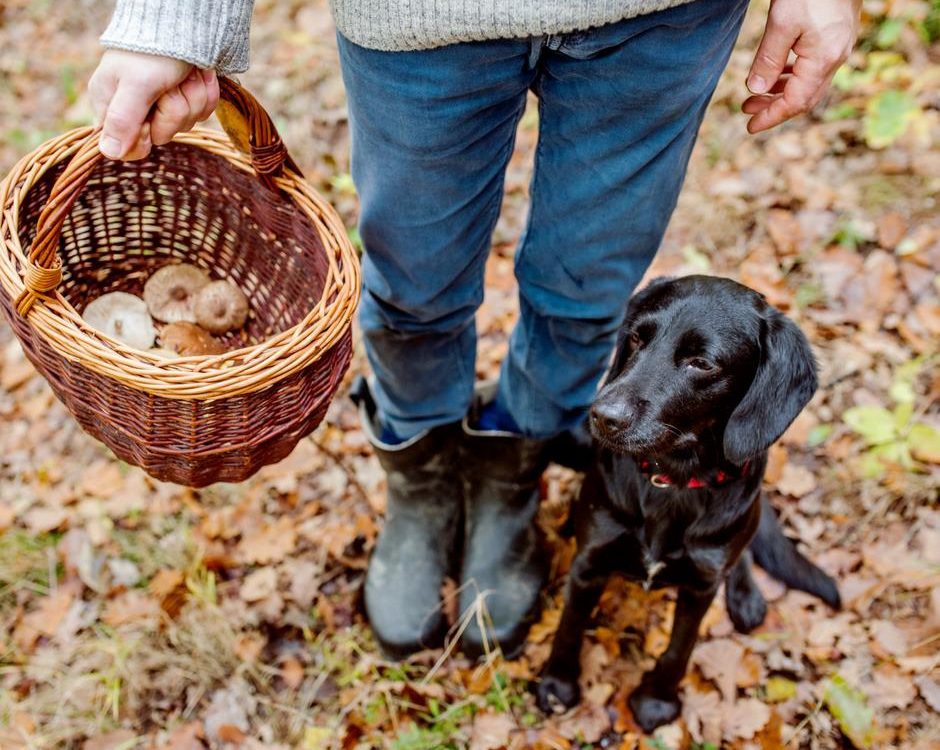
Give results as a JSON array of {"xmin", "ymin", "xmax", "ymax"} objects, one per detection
[
  {"xmin": 748, "ymin": 15, "xmax": 797, "ymax": 95},
  {"xmin": 99, "ymin": 79, "xmax": 157, "ymax": 159}
]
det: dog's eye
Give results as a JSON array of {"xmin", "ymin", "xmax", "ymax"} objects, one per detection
[
  {"xmin": 686, "ymin": 357, "xmax": 715, "ymax": 372},
  {"xmin": 629, "ymin": 331, "xmax": 643, "ymax": 349}
]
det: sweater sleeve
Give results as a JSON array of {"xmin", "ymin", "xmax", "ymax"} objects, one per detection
[{"xmin": 100, "ymin": 0, "xmax": 255, "ymax": 75}]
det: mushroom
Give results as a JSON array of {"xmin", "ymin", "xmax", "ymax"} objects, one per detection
[
  {"xmin": 195, "ymin": 280, "xmax": 249, "ymax": 334},
  {"xmin": 143, "ymin": 264, "xmax": 211, "ymax": 323},
  {"xmin": 82, "ymin": 292, "xmax": 156, "ymax": 350},
  {"xmin": 160, "ymin": 322, "xmax": 227, "ymax": 356}
]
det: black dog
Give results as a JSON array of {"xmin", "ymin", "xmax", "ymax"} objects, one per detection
[{"xmin": 536, "ymin": 275, "xmax": 841, "ymax": 732}]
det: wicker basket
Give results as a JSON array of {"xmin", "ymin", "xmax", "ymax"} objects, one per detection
[{"xmin": 0, "ymin": 78, "xmax": 360, "ymax": 487}]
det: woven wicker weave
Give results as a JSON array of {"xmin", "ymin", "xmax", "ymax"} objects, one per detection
[{"xmin": 0, "ymin": 79, "xmax": 360, "ymax": 487}]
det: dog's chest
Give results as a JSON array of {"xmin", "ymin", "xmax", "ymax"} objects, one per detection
[{"xmin": 608, "ymin": 497, "xmax": 717, "ymax": 590}]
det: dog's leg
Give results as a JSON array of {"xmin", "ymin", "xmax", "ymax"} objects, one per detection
[
  {"xmin": 629, "ymin": 586, "xmax": 714, "ymax": 733},
  {"xmin": 725, "ymin": 550, "xmax": 768, "ymax": 633},
  {"xmin": 536, "ymin": 554, "xmax": 606, "ymax": 714}
]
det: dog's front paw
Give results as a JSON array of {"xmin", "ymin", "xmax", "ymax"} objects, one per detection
[
  {"xmin": 536, "ymin": 675, "xmax": 580, "ymax": 714},
  {"xmin": 629, "ymin": 682, "xmax": 681, "ymax": 733},
  {"xmin": 726, "ymin": 583, "xmax": 767, "ymax": 634}
]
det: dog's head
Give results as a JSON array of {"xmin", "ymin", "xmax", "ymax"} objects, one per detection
[{"xmin": 591, "ymin": 275, "xmax": 817, "ymax": 465}]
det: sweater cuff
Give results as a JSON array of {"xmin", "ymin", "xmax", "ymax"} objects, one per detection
[{"xmin": 100, "ymin": 0, "xmax": 255, "ymax": 76}]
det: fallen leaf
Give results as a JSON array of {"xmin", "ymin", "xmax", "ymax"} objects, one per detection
[
  {"xmin": 765, "ymin": 676, "xmax": 797, "ymax": 703},
  {"xmin": 869, "ymin": 619, "xmax": 908, "ymax": 658},
  {"xmin": 693, "ymin": 638, "xmax": 744, "ymax": 702},
  {"xmin": 238, "ymin": 517, "xmax": 297, "ymax": 564},
  {"xmin": 681, "ymin": 685, "xmax": 722, "ymax": 744},
  {"xmin": 876, "ymin": 212, "xmax": 907, "ymax": 249},
  {"xmin": 914, "ymin": 675, "xmax": 940, "ymax": 712},
  {"xmin": 240, "ymin": 568, "xmax": 278, "ymax": 602},
  {"xmin": 22, "ymin": 506, "xmax": 67, "ymax": 533},
  {"xmin": 721, "ymin": 697, "xmax": 770, "ymax": 739},
  {"xmin": 282, "ymin": 657, "xmax": 305, "ymax": 689},
  {"xmin": 82, "ymin": 730, "xmax": 137, "ymax": 750},
  {"xmin": 161, "ymin": 721, "xmax": 205, "ymax": 750},
  {"xmin": 774, "ymin": 463, "xmax": 817, "ymax": 498},
  {"xmin": 824, "ymin": 674, "xmax": 876, "ymax": 749},
  {"xmin": 0, "ymin": 502, "xmax": 13, "ymax": 532},
  {"xmin": 470, "ymin": 712, "xmax": 514, "ymax": 750},
  {"xmin": 557, "ymin": 702, "xmax": 610, "ymax": 743},
  {"xmin": 102, "ymin": 590, "xmax": 162, "ymax": 627}
]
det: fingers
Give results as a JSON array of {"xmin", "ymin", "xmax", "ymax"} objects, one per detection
[
  {"xmin": 151, "ymin": 70, "xmax": 219, "ymax": 146},
  {"xmin": 746, "ymin": 55, "xmax": 832, "ymax": 133},
  {"xmin": 100, "ymin": 77, "xmax": 160, "ymax": 159},
  {"xmin": 747, "ymin": 7, "xmax": 798, "ymax": 95}
]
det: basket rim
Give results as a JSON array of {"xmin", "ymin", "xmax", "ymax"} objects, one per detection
[{"xmin": 0, "ymin": 126, "xmax": 360, "ymax": 401}]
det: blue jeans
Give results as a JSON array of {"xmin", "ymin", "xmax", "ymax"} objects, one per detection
[{"xmin": 338, "ymin": 0, "xmax": 748, "ymax": 441}]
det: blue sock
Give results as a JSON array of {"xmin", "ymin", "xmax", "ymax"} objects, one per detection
[{"xmin": 476, "ymin": 396, "xmax": 522, "ymax": 434}]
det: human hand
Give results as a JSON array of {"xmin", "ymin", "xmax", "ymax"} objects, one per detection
[
  {"xmin": 743, "ymin": 0, "xmax": 860, "ymax": 133},
  {"xmin": 88, "ymin": 49, "xmax": 220, "ymax": 160}
]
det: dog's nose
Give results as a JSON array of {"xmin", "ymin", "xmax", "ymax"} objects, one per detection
[{"xmin": 591, "ymin": 398, "xmax": 642, "ymax": 436}]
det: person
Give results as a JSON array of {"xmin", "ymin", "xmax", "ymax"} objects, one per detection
[{"xmin": 89, "ymin": 0, "xmax": 860, "ymax": 659}]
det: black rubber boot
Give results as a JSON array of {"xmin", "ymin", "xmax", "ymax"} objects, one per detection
[
  {"xmin": 351, "ymin": 377, "xmax": 463, "ymax": 659},
  {"xmin": 458, "ymin": 382, "xmax": 551, "ymax": 660}
]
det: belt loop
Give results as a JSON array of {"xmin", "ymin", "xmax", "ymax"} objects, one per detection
[{"xmin": 527, "ymin": 35, "xmax": 546, "ymax": 69}]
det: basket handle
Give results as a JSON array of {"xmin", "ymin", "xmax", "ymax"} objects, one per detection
[{"xmin": 15, "ymin": 77, "xmax": 301, "ymax": 317}]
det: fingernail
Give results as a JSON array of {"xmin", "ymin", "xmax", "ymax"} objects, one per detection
[
  {"xmin": 748, "ymin": 75, "xmax": 767, "ymax": 94},
  {"xmin": 99, "ymin": 135, "xmax": 122, "ymax": 159}
]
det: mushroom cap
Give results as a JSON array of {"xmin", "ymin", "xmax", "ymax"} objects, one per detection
[
  {"xmin": 82, "ymin": 292, "xmax": 156, "ymax": 350},
  {"xmin": 194, "ymin": 280, "xmax": 249, "ymax": 334},
  {"xmin": 144, "ymin": 264, "xmax": 211, "ymax": 323},
  {"xmin": 160, "ymin": 321, "xmax": 226, "ymax": 357},
  {"xmin": 160, "ymin": 322, "xmax": 227, "ymax": 356}
]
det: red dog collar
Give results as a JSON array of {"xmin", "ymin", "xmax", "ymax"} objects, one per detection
[{"xmin": 637, "ymin": 459, "xmax": 749, "ymax": 489}]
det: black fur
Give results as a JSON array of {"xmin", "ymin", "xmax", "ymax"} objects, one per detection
[{"xmin": 536, "ymin": 276, "xmax": 840, "ymax": 733}]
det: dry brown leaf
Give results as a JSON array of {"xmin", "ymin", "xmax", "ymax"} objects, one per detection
[
  {"xmin": 867, "ymin": 666, "xmax": 916, "ymax": 711},
  {"xmin": 218, "ymin": 724, "xmax": 248, "ymax": 743},
  {"xmin": 693, "ymin": 638, "xmax": 744, "ymax": 702},
  {"xmin": 869, "ymin": 619, "xmax": 908, "ymax": 658},
  {"xmin": 234, "ymin": 632, "xmax": 266, "ymax": 662},
  {"xmin": 527, "ymin": 605, "xmax": 561, "ymax": 645},
  {"xmin": 877, "ymin": 212, "xmax": 908, "ymax": 250},
  {"xmin": 82, "ymin": 730, "xmax": 137, "ymax": 750},
  {"xmin": 160, "ymin": 721, "xmax": 205, "ymax": 750},
  {"xmin": 682, "ymin": 685, "xmax": 722, "ymax": 745},
  {"xmin": 557, "ymin": 702, "xmax": 610, "ymax": 744},
  {"xmin": 281, "ymin": 657, "xmax": 305, "ymax": 689},
  {"xmin": 240, "ymin": 567, "xmax": 278, "ymax": 602},
  {"xmin": 914, "ymin": 675, "xmax": 940, "ymax": 712},
  {"xmin": 238, "ymin": 517, "xmax": 297, "ymax": 564},
  {"xmin": 22, "ymin": 506, "xmax": 67, "ymax": 533},
  {"xmin": 80, "ymin": 461, "xmax": 126, "ymax": 499},
  {"xmin": 720, "ymin": 697, "xmax": 770, "ymax": 739},
  {"xmin": 469, "ymin": 712, "xmax": 515, "ymax": 750},
  {"xmin": 764, "ymin": 445, "xmax": 788, "ymax": 485},
  {"xmin": 765, "ymin": 209, "xmax": 802, "ymax": 255},
  {"xmin": 102, "ymin": 590, "xmax": 162, "ymax": 627},
  {"xmin": 1, "ymin": 344, "xmax": 36, "ymax": 390},
  {"xmin": 13, "ymin": 589, "xmax": 74, "ymax": 651},
  {"xmin": 774, "ymin": 463, "xmax": 817, "ymax": 498},
  {"xmin": 0, "ymin": 502, "xmax": 13, "ymax": 532}
]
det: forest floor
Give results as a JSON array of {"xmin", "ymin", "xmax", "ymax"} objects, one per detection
[{"xmin": 0, "ymin": 1, "xmax": 938, "ymax": 748}]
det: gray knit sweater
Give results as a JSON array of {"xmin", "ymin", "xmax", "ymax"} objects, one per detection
[{"xmin": 101, "ymin": 0, "xmax": 696, "ymax": 74}]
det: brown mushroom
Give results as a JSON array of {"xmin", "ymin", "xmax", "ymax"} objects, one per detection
[
  {"xmin": 82, "ymin": 292, "xmax": 156, "ymax": 350},
  {"xmin": 144, "ymin": 264, "xmax": 211, "ymax": 323},
  {"xmin": 160, "ymin": 322, "xmax": 227, "ymax": 356},
  {"xmin": 194, "ymin": 280, "xmax": 249, "ymax": 334}
]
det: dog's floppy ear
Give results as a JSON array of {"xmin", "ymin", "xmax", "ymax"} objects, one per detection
[{"xmin": 723, "ymin": 309, "xmax": 818, "ymax": 464}]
